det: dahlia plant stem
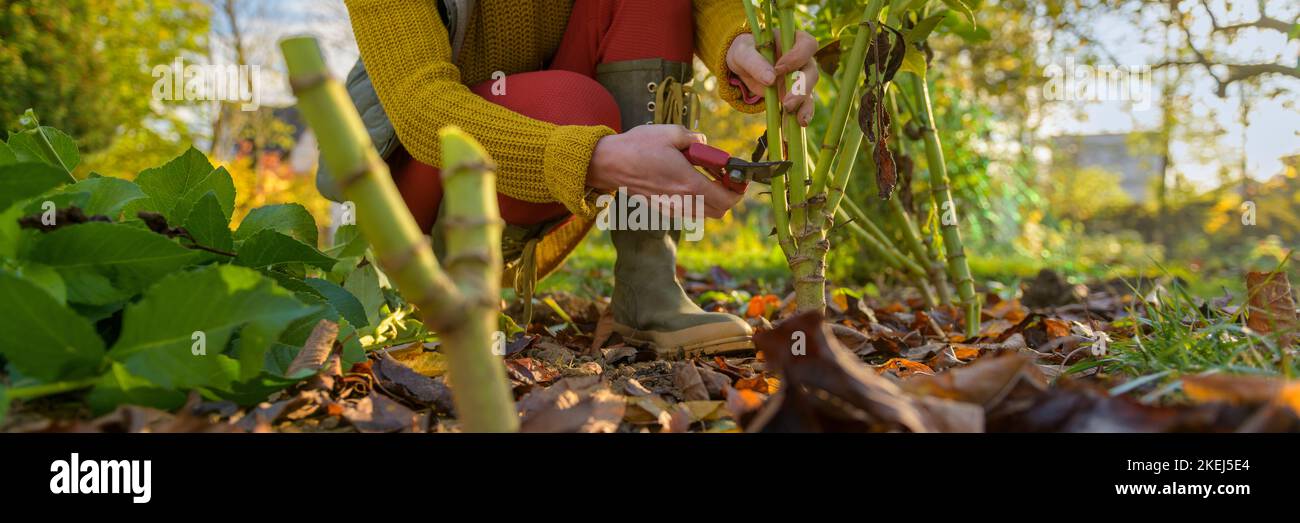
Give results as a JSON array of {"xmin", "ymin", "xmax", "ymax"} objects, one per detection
[
  {"xmin": 839, "ymin": 198, "xmax": 926, "ymax": 280},
  {"xmin": 809, "ymin": 0, "xmax": 885, "ymax": 198},
  {"xmin": 742, "ymin": 0, "xmax": 794, "ymax": 258},
  {"xmin": 281, "ymin": 37, "xmax": 518, "ymax": 432},
  {"xmin": 906, "ymin": 72, "xmax": 980, "ymax": 337}
]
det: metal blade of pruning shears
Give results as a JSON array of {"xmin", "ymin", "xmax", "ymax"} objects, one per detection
[{"xmin": 683, "ymin": 142, "xmax": 792, "ymax": 194}]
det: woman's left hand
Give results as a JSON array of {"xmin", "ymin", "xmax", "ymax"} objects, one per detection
[{"xmin": 725, "ymin": 29, "xmax": 820, "ymax": 126}]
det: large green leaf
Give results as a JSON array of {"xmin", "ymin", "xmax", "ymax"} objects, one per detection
[
  {"xmin": 107, "ymin": 265, "xmax": 316, "ymax": 388},
  {"xmin": 53, "ymin": 176, "xmax": 147, "ymax": 218},
  {"xmin": 344, "ymin": 263, "xmax": 385, "ymax": 328},
  {"xmin": 184, "ymin": 191, "xmax": 234, "ymax": 254},
  {"xmin": 87, "ymin": 362, "xmax": 186, "ymax": 414},
  {"xmin": 940, "ymin": 0, "xmax": 977, "ymax": 27},
  {"xmin": 0, "ymin": 204, "xmax": 25, "ymax": 260},
  {"xmin": 325, "ymin": 224, "xmax": 369, "ymax": 259},
  {"xmin": 236, "ymin": 203, "xmax": 319, "ymax": 247},
  {"xmin": 304, "ymin": 277, "xmax": 369, "ymax": 328},
  {"xmin": 0, "ymin": 271, "xmax": 105, "ymax": 381},
  {"xmin": 28, "ymin": 222, "xmax": 199, "ymax": 305},
  {"xmin": 235, "ymin": 229, "xmax": 335, "ymax": 271},
  {"xmin": 0, "ymin": 162, "xmax": 69, "ymax": 210},
  {"xmin": 904, "ymin": 13, "xmax": 947, "ymax": 44},
  {"xmin": 130, "ymin": 147, "xmax": 235, "ymax": 224},
  {"xmin": 13, "ymin": 262, "xmax": 67, "ymax": 304},
  {"xmin": 0, "ymin": 141, "xmax": 16, "ymax": 166},
  {"xmin": 6, "ymin": 127, "xmax": 80, "ymax": 174}
]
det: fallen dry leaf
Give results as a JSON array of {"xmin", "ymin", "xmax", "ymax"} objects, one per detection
[
  {"xmin": 518, "ymin": 376, "xmax": 626, "ymax": 433},
  {"xmin": 341, "ymin": 393, "xmax": 421, "ymax": 433},
  {"xmin": 589, "ymin": 305, "xmax": 617, "ymax": 353},
  {"xmin": 875, "ymin": 358, "xmax": 935, "ymax": 378},
  {"xmin": 285, "ymin": 319, "xmax": 338, "ymax": 377},
  {"xmin": 1183, "ymin": 374, "xmax": 1300, "ymax": 416},
  {"xmin": 748, "ymin": 311, "xmax": 941, "ymax": 432},
  {"xmin": 373, "ymin": 354, "xmax": 455, "ymax": 413},
  {"xmin": 672, "ymin": 362, "xmax": 710, "ymax": 401},
  {"xmin": 903, "ymin": 352, "xmax": 1047, "ymax": 407},
  {"xmin": 1246, "ymin": 271, "xmax": 1297, "ymax": 345}
]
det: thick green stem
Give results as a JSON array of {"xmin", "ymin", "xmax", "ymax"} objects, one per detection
[
  {"xmin": 907, "ymin": 73, "xmax": 979, "ymax": 336},
  {"xmin": 839, "ymin": 199, "xmax": 925, "ymax": 278},
  {"xmin": 743, "ymin": 0, "xmax": 794, "ymax": 259},
  {"xmin": 809, "ymin": 0, "xmax": 884, "ymax": 197},
  {"xmin": 436, "ymin": 128, "xmax": 518, "ymax": 433},
  {"xmin": 777, "ymin": 4, "xmax": 810, "ymax": 234},
  {"xmin": 823, "ymin": 104, "xmax": 863, "ymax": 224},
  {"xmin": 282, "ymin": 37, "xmax": 517, "ymax": 432},
  {"xmin": 887, "ymin": 198, "xmax": 950, "ymax": 305}
]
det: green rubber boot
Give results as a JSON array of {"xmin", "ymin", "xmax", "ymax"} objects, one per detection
[{"xmin": 597, "ymin": 58, "xmax": 753, "ymax": 357}]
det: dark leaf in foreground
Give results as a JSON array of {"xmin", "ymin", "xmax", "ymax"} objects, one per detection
[
  {"xmin": 748, "ymin": 311, "xmax": 938, "ymax": 432},
  {"xmin": 373, "ymin": 354, "xmax": 455, "ymax": 413}
]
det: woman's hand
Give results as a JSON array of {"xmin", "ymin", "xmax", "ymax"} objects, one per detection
[
  {"xmin": 725, "ymin": 30, "xmax": 820, "ymax": 126},
  {"xmin": 588, "ymin": 125, "xmax": 744, "ymax": 219}
]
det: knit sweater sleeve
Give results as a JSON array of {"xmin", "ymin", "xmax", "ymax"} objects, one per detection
[
  {"xmin": 344, "ymin": 0, "xmax": 614, "ymax": 218},
  {"xmin": 694, "ymin": 0, "xmax": 763, "ymax": 114}
]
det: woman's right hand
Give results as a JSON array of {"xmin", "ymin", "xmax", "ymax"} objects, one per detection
[{"xmin": 587, "ymin": 125, "xmax": 744, "ymax": 219}]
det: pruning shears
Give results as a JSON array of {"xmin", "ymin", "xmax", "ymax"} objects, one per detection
[{"xmin": 683, "ymin": 142, "xmax": 792, "ymax": 194}]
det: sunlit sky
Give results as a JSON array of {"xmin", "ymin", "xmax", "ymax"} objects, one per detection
[{"xmin": 239, "ymin": 0, "xmax": 1299, "ymax": 189}]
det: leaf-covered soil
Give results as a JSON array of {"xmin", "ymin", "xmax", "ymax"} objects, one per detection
[{"xmin": 6, "ymin": 266, "xmax": 1297, "ymax": 433}]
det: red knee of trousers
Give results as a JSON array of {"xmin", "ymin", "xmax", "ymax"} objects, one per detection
[
  {"xmin": 394, "ymin": 71, "xmax": 621, "ymax": 232},
  {"xmin": 470, "ymin": 70, "xmax": 622, "ymax": 131}
]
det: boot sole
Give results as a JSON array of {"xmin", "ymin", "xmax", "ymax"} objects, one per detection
[{"xmin": 612, "ymin": 323, "xmax": 754, "ymax": 359}]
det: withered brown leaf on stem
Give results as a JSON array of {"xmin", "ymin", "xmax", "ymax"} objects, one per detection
[
  {"xmin": 813, "ymin": 38, "xmax": 842, "ymax": 76},
  {"xmin": 857, "ymin": 24, "xmax": 905, "ymax": 201},
  {"xmin": 874, "ymin": 140, "xmax": 897, "ymax": 199}
]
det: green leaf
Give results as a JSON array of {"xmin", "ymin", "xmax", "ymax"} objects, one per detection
[
  {"xmin": 236, "ymin": 203, "xmax": 319, "ymax": 247},
  {"xmin": 899, "ymin": 45, "xmax": 928, "ymax": 77},
  {"xmin": 830, "ymin": 4, "xmax": 865, "ymax": 37},
  {"xmin": 235, "ymin": 229, "xmax": 335, "ymax": 271},
  {"xmin": 940, "ymin": 0, "xmax": 977, "ymax": 27},
  {"xmin": 344, "ymin": 263, "xmax": 385, "ymax": 328},
  {"xmin": 28, "ymin": 222, "xmax": 199, "ymax": 305},
  {"xmin": 0, "ymin": 162, "xmax": 69, "ymax": 210},
  {"xmin": 0, "ymin": 204, "xmax": 21, "ymax": 259},
  {"xmin": 107, "ymin": 265, "xmax": 316, "ymax": 389},
  {"xmin": 6, "ymin": 127, "xmax": 80, "ymax": 174},
  {"xmin": 130, "ymin": 147, "xmax": 235, "ymax": 224},
  {"xmin": 0, "ymin": 141, "xmax": 16, "ymax": 166},
  {"xmin": 304, "ymin": 277, "xmax": 369, "ymax": 328},
  {"xmin": 0, "ymin": 271, "xmax": 106, "ymax": 381},
  {"xmin": 52, "ymin": 176, "xmax": 146, "ymax": 218},
  {"xmin": 183, "ymin": 191, "xmax": 234, "ymax": 254},
  {"xmin": 904, "ymin": 13, "xmax": 946, "ymax": 44},
  {"xmin": 87, "ymin": 362, "xmax": 186, "ymax": 414},
  {"xmin": 13, "ymin": 262, "xmax": 67, "ymax": 304},
  {"xmin": 329, "ymin": 224, "xmax": 368, "ymax": 255}
]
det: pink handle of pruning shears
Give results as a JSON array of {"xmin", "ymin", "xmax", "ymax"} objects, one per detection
[{"xmin": 683, "ymin": 142, "xmax": 749, "ymax": 194}]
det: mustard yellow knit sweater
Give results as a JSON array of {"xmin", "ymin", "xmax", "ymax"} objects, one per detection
[{"xmin": 344, "ymin": 0, "xmax": 759, "ymax": 219}]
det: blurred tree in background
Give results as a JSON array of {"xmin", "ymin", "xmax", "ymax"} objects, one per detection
[{"xmin": 0, "ymin": 0, "xmax": 210, "ymax": 175}]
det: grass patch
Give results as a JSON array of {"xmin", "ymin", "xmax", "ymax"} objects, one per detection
[{"xmin": 1077, "ymin": 276, "xmax": 1297, "ymax": 402}]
